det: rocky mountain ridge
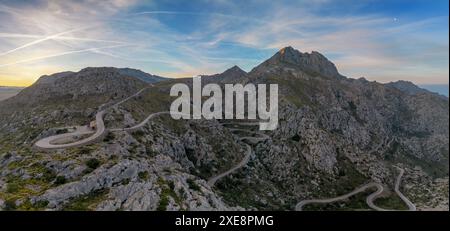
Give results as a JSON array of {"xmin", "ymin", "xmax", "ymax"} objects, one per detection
[
  {"xmin": 117, "ymin": 68, "xmax": 167, "ymax": 83},
  {"xmin": 0, "ymin": 47, "xmax": 447, "ymax": 211}
]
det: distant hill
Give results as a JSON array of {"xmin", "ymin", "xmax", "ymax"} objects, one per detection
[
  {"xmin": 419, "ymin": 84, "xmax": 449, "ymax": 97},
  {"xmin": 117, "ymin": 68, "xmax": 167, "ymax": 83},
  {"xmin": 0, "ymin": 67, "xmax": 152, "ymax": 121},
  {"xmin": 0, "ymin": 86, "xmax": 24, "ymax": 101}
]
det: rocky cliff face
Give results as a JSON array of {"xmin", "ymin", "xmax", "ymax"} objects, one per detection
[
  {"xmin": 252, "ymin": 46, "xmax": 341, "ymax": 78},
  {"xmin": 0, "ymin": 67, "xmax": 149, "ymax": 115},
  {"xmin": 0, "ymin": 47, "xmax": 448, "ymax": 211},
  {"xmin": 217, "ymin": 47, "xmax": 448, "ymax": 210}
]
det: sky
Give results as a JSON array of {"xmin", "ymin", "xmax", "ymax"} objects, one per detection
[{"xmin": 0, "ymin": 0, "xmax": 448, "ymax": 90}]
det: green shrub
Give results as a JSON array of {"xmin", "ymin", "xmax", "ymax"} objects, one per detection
[
  {"xmin": 138, "ymin": 171, "xmax": 149, "ymax": 181},
  {"xmin": 54, "ymin": 176, "xmax": 67, "ymax": 185},
  {"xmin": 78, "ymin": 147, "xmax": 92, "ymax": 155},
  {"xmin": 42, "ymin": 168, "xmax": 57, "ymax": 182},
  {"xmin": 62, "ymin": 189, "xmax": 108, "ymax": 211},
  {"xmin": 157, "ymin": 195, "xmax": 169, "ymax": 211},
  {"xmin": 132, "ymin": 130, "xmax": 145, "ymax": 138},
  {"xmin": 121, "ymin": 178, "xmax": 130, "ymax": 185},
  {"xmin": 34, "ymin": 200, "xmax": 49, "ymax": 208},
  {"xmin": 85, "ymin": 158, "xmax": 100, "ymax": 169},
  {"xmin": 103, "ymin": 133, "xmax": 115, "ymax": 142},
  {"xmin": 6, "ymin": 182, "xmax": 20, "ymax": 193},
  {"xmin": 168, "ymin": 181, "xmax": 175, "ymax": 191},
  {"xmin": 3, "ymin": 199, "xmax": 16, "ymax": 211},
  {"xmin": 187, "ymin": 178, "xmax": 201, "ymax": 191}
]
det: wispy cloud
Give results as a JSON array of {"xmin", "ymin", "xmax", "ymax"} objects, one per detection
[
  {"xmin": 0, "ymin": 44, "xmax": 133, "ymax": 67},
  {"xmin": 0, "ymin": 0, "xmax": 448, "ymax": 86},
  {"xmin": 0, "ymin": 26, "xmax": 96, "ymax": 57},
  {"xmin": 0, "ymin": 33, "xmax": 131, "ymax": 44}
]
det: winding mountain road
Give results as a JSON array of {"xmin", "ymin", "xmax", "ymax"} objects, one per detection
[
  {"xmin": 207, "ymin": 123, "xmax": 269, "ymax": 187},
  {"xmin": 227, "ymin": 128, "xmax": 270, "ymax": 144},
  {"xmin": 34, "ymin": 88, "xmax": 414, "ymax": 212},
  {"xmin": 34, "ymin": 110, "xmax": 106, "ymax": 149},
  {"xmin": 34, "ymin": 87, "xmax": 148, "ymax": 149},
  {"xmin": 295, "ymin": 166, "xmax": 416, "ymax": 211},
  {"xmin": 109, "ymin": 111, "xmax": 177, "ymax": 132},
  {"xmin": 34, "ymin": 84, "xmax": 261, "ymax": 188},
  {"xmin": 207, "ymin": 144, "xmax": 252, "ymax": 187},
  {"xmin": 393, "ymin": 166, "xmax": 416, "ymax": 211}
]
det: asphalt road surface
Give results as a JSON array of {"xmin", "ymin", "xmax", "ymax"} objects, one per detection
[
  {"xmin": 34, "ymin": 87, "xmax": 148, "ymax": 149},
  {"xmin": 295, "ymin": 166, "xmax": 416, "ymax": 211}
]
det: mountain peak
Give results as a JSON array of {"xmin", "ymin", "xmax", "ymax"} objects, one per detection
[
  {"xmin": 4, "ymin": 67, "xmax": 148, "ymax": 108},
  {"xmin": 80, "ymin": 66, "xmax": 116, "ymax": 72},
  {"xmin": 386, "ymin": 80, "xmax": 430, "ymax": 95},
  {"xmin": 279, "ymin": 46, "xmax": 296, "ymax": 55},
  {"xmin": 203, "ymin": 65, "xmax": 247, "ymax": 84},
  {"xmin": 223, "ymin": 65, "xmax": 246, "ymax": 75},
  {"xmin": 58, "ymin": 67, "xmax": 166, "ymax": 84},
  {"xmin": 253, "ymin": 46, "xmax": 341, "ymax": 78}
]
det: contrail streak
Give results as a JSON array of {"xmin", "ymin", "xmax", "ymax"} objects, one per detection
[
  {"xmin": 0, "ymin": 33, "xmax": 130, "ymax": 44},
  {"xmin": 54, "ymin": 38, "xmax": 174, "ymax": 65},
  {"xmin": 0, "ymin": 26, "xmax": 94, "ymax": 57},
  {"xmin": 0, "ymin": 44, "xmax": 131, "ymax": 67},
  {"xmin": 0, "ymin": 33, "xmax": 40, "ymax": 39},
  {"xmin": 56, "ymin": 36, "xmax": 129, "ymax": 44}
]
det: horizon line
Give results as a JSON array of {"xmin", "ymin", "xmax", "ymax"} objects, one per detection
[{"xmin": 1, "ymin": 66, "xmax": 449, "ymax": 88}]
